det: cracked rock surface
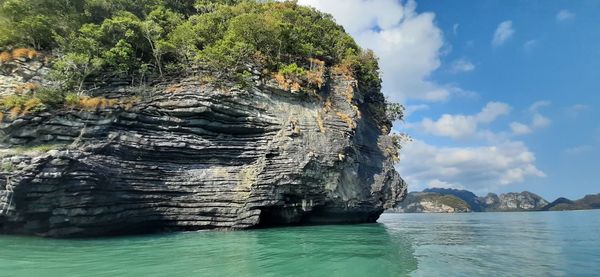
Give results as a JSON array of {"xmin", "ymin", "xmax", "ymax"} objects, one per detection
[{"xmin": 0, "ymin": 74, "xmax": 406, "ymax": 237}]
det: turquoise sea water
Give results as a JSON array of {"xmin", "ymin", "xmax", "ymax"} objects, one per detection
[{"xmin": 1, "ymin": 210, "xmax": 599, "ymax": 276}]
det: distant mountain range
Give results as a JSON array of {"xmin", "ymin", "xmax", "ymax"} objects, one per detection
[{"xmin": 388, "ymin": 188, "xmax": 600, "ymax": 213}]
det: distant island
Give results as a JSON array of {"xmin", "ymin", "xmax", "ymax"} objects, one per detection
[{"xmin": 388, "ymin": 188, "xmax": 600, "ymax": 213}]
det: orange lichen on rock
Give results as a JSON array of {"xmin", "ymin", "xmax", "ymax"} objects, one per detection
[
  {"xmin": 21, "ymin": 98, "xmax": 42, "ymax": 116},
  {"xmin": 290, "ymin": 82, "xmax": 301, "ymax": 92},
  {"xmin": 78, "ymin": 96, "xmax": 118, "ymax": 111},
  {"xmin": 274, "ymin": 72, "xmax": 289, "ymax": 90},
  {"xmin": 307, "ymin": 58, "xmax": 325, "ymax": 89},
  {"xmin": 0, "ymin": 51, "xmax": 11, "ymax": 63},
  {"xmin": 166, "ymin": 84, "xmax": 179, "ymax": 93},
  {"xmin": 336, "ymin": 111, "xmax": 355, "ymax": 129},
  {"xmin": 15, "ymin": 83, "xmax": 40, "ymax": 94},
  {"xmin": 340, "ymin": 83, "xmax": 354, "ymax": 103},
  {"xmin": 11, "ymin": 48, "xmax": 38, "ymax": 60},
  {"xmin": 0, "ymin": 48, "xmax": 39, "ymax": 63},
  {"xmin": 9, "ymin": 106, "xmax": 21, "ymax": 119},
  {"xmin": 324, "ymin": 99, "xmax": 333, "ymax": 112},
  {"xmin": 316, "ymin": 112, "xmax": 325, "ymax": 133}
]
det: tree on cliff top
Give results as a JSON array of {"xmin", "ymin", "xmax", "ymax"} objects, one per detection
[{"xmin": 0, "ymin": 0, "xmax": 379, "ymax": 91}]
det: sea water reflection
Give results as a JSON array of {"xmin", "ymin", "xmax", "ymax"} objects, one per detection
[
  {"xmin": 380, "ymin": 211, "xmax": 600, "ymax": 276},
  {"xmin": 1, "ymin": 211, "xmax": 600, "ymax": 276},
  {"xmin": 0, "ymin": 223, "xmax": 418, "ymax": 276}
]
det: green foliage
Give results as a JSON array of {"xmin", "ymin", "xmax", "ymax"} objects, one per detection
[
  {"xmin": 0, "ymin": 0, "xmax": 382, "ymax": 94},
  {"xmin": 0, "ymin": 86, "xmax": 71, "ymax": 117},
  {"xmin": 0, "ymin": 0, "xmax": 88, "ymax": 49},
  {"xmin": 35, "ymin": 87, "xmax": 67, "ymax": 107},
  {"xmin": 103, "ymin": 39, "xmax": 135, "ymax": 74},
  {"xmin": 1, "ymin": 161, "xmax": 13, "ymax": 172},
  {"xmin": 386, "ymin": 102, "xmax": 405, "ymax": 122},
  {"xmin": 0, "ymin": 93, "xmax": 44, "ymax": 118},
  {"xmin": 0, "ymin": 94, "xmax": 28, "ymax": 109},
  {"xmin": 51, "ymin": 52, "xmax": 104, "ymax": 91},
  {"xmin": 435, "ymin": 195, "xmax": 471, "ymax": 210},
  {"xmin": 339, "ymin": 49, "xmax": 382, "ymax": 93},
  {"xmin": 386, "ymin": 132, "xmax": 411, "ymax": 163},
  {"xmin": 199, "ymin": 38, "xmax": 255, "ymax": 72},
  {"xmin": 140, "ymin": 6, "xmax": 182, "ymax": 76},
  {"xmin": 13, "ymin": 143, "xmax": 63, "ymax": 154},
  {"xmin": 64, "ymin": 92, "xmax": 80, "ymax": 106},
  {"xmin": 194, "ymin": 0, "xmax": 242, "ymax": 12},
  {"xmin": 279, "ymin": 63, "xmax": 305, "ymax": 77},
  {"xmin": 168, "ymin": 21, "xmax": 200, "ymax": 62},
  {"xmin": 277, "ymin": 63, "xmax": 306, "ymax": 88}
]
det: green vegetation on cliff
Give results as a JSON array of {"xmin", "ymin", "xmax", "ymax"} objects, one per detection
[
  {"xmin": 0, "ymin": 0, "xmax": 381, "ymax": 93},
  {"xmin": 543, "ymin": 194, "xmax": 600, "ymax": 211},
  {"xmin": 1, "ymin": 0, "xmax": 408, "ymax": 133},
  {"xmin": 392, "ymin": 189, "xmax": 600, "ymax": 213},
  {"xmin": 392, "ymin": 192, "xmax": 471, "ymax": 213}
]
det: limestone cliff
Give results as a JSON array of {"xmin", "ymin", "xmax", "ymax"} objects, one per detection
[
  {"xmin": 480, "ymin": 192, "xmax": 548, "ymax": 212},
  {"xmin": 388, "ymin": 192, "xmax": 471, "ymax": 213},
  {"xmin": 389, "ymin": 188, "xmax": 549, "ymax": 213},
  {"xmin": 0, "ymin": 61, "xmax": 406, "ymax": 237},
  {"xmin": 425, "ymin": 188, "xmax": 549, "ymax": 212},
  {"xmin": 541, "ymin": 194, "xmax": 600, "ymax": 211}
]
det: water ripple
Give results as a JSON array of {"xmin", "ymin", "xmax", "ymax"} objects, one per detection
[{"xmin": 1, "ymin": 211, "xmax": 599, "ymax": 276}]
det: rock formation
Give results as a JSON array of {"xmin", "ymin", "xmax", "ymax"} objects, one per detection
[
  {"xmin": 481, "ymin": 191, "xmax": 548, "ymax": 211},
  {"xmin": 423, "ymin": 188, "xmax": 483, "ymax": 211},
  {"xmin": 390, "ymin": 189, "xmax": 550, "ymax": 213},
  {"xmin": 0, "ymin": 56, "xmax": 51, "ymax": 97},
  {"xmin": 0, "ymin": 62, "xmax": 406, "ymax": 237},
  {"xmin": 542, "ymin": 194, "xmax": 600, "ymax": 211},
  {"xmin": 388, "ymin": 192, "xmax": 471, "ymax": 213}
]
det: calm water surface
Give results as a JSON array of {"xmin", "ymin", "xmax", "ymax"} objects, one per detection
[{"xmin": 1, "ymin": 210, "xmax": 599, "ymax": 276}]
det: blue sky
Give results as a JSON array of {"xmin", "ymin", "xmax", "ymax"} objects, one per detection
[
  {"xmin": 297, "ymin": 0, "xmax": 599, "ymax": 200},
  {"xmin": 414, "ymin": 0, "xmax": 600, "ymax": 200}
]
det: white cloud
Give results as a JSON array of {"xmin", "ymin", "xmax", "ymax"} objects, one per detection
[
  {"xmin": 564, "ymin": 104, "xmax": 590, "ymax": 117},
  {"xmin": 453, "ymin": 23, "xmax": 459, "ymax": 35},
  {"xmin": 556, "ymin": 9, "xmax": 575, "ymax": 21},
  {"xmin": 529, "ymin": 101, "xmax": 551, "ymax": 128},
  {"xmin": 450, "ymin": 58, "xmax": 475, "ymax": 73},
  {"xmin": 416, "ymin": 102, "xmax": 510, "ymax": 139},
  {"xmin": 492, "ymin": 20, "xmax": 515, "ymax": 47},
  {"xmin": 532, "ymin": 113, "xmax": 551, "ymax": 129},
  {"xmin": 296, "ymin": 0, "xmax": 454, "ymax": 103},
  {"xmin": 524, "ymin": 39, "xmax": 538, "ymax": 53},
  {"xmin": 529, "ymin": 100, "xmax": 551, "ymax": 112},
  {"xmin": 297, "ymin": 1, "xmax": 546, "ymax": 194},
  {"xmin": 421, "ymin": 115, "xmax": 477, "ymax": 139},
  {"xmin": 404, "ymin": 104, "xmax": 430, "ymax": 116},
  {"xmin": 564, "ymin": 145, "xmax": 594, "ymax": 155},
  {"xmin": 511, "ymin": 101, "xmax": 552, "ymax": 135},
  {"xmin": 477, "ymin": 102, "xmax": 511, "ymax": 123},
  {"xmin": 398, "ymin": 140, "xmax": 545, "ymax": 193},
  {"xmin": 510, "ymin": 122, "xmax": 533, "ymax": 135}
]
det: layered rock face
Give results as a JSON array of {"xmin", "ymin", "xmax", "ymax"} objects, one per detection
[
  {"xmin": 0, "ymin": 73, "xmax": 406, "ymax": 237},
  {"xmin": 0, "ymin": 56, "xmax": 50, "ymax": 97}
]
